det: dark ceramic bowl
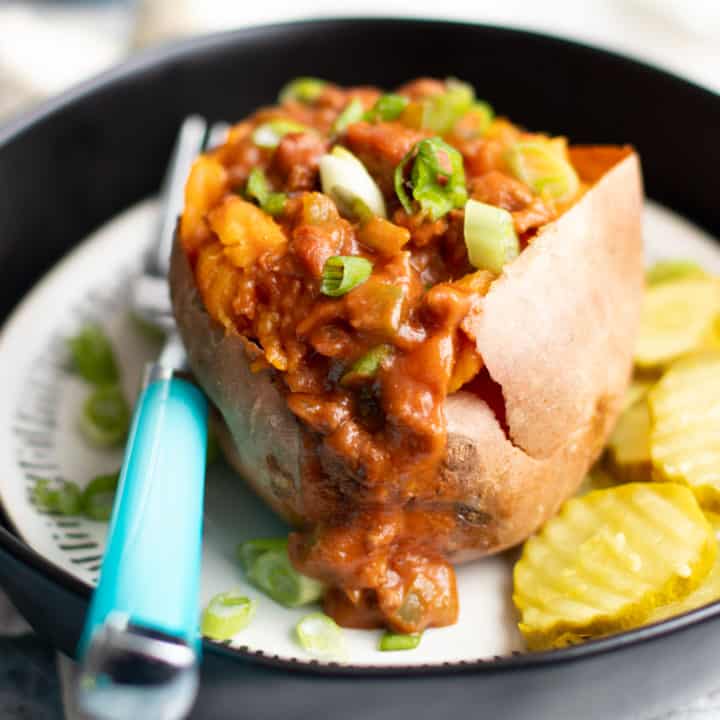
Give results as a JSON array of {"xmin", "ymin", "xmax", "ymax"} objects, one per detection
[{"xmin": 1, "ymin": 18, "xmax": 719, "ymax": 720}]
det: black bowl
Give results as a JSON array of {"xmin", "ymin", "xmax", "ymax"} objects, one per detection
[{"xmin": 1, "ymin": 18, "xmax": 719, "ymax": 720}]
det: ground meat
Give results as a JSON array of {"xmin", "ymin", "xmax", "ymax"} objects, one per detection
[
  {"xmin": 271, "ymin": 131, "xmax": 329, "ymax": 191},
  {"xmin": 345, "ymin": 121, "xmax": 426, "ymax": 196},
  {"xmin": 470, "ymin": 170, "xmax": 535, "ymax": 211},
  {"xmin": 471, "ymin": 170, "xmax": 557, "ymax": 234}
]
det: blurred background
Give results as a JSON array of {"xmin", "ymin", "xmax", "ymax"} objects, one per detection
[{"xmin": 1, "ymin": 0, "xmax": 719, "ymax": 124}]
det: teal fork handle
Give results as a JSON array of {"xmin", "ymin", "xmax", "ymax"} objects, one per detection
[{"xmin": 78, "ymin": 373, "xmax": 208, "ymax": 657}]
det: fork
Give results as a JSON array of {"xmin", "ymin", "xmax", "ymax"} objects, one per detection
[{"xmin": 76, "ymin": 117, "xmax": 227, "ymax": 720}]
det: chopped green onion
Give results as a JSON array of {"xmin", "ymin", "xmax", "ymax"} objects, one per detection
[
  {"xmin": 295, "ymin": 612, "xmax": 346, "ymax": 659},
  {"xmin": 81, "ymin": 471, "xmax": 119, "ymax": 521},
  {"xmin": 279, "ymin": 77, "xmax": 327, "ymax": 104},
  {"xmin": 32, "ymin": 479, "xmax": 82, "ymax": 515},
  {"xmin": 333, "ymin": 98, "xmax": 365, "ymax": 134},
  {"xmin": 332, "ymin": 187, "xmax": 374, "ymax": 224},
  {"xmin": 246, "ymin": 547, "xmax": 325, "ymax": 607},
  {"xmin": 646, "ymin": 260, "xmax": 708, "ymax": 286},
  {"xmin": 319, "ymin": 146, "xmax": 387, "ymax": 220},
  {"xmin": 79, "ymin": 385, "xmax": 130, "ymax": 448},
  {"xmin": 419, "ymin": 78, "xmax": 475, "ymax": 134},
  {"xmin": 68, "ymin": 324, "xmax": 119, "ymax": 385},
  {"xmin": 246, "ymin": 167, "xmax": 267, "ymax": 200},
  {"xmin": 341, "ymin": 344, "xmax": 393, "ymax": 386},
  {"xmin": 57, "ymin": 482, "xmax": 83, "ymax": 515},
  {"xmin": 321, "ymin": 256, "xmax": 373, "ymax": 297},
  {"xmin": 263, "ymin": 193, "xmax": 287, "ymax": 217},
  {"xmin": 331, "ymin": 145, "xmax": 362, "ymax": 163},
  {"xmin": 32, "ymin": 475, "xmax": 117, "ymax": 520},
  {"xmin": 454, "ymin": 101, "xmax": 495, "ymax": 138},
  {"xmin": 505, "ymin": 141, "xmax": 580, "ymax": 203},
  {"xmin": 379, "ymin": 632, "xmax": 422, "ymax": 651},
  {"xmin": 237, "ymin": 537, "xmax": 289, "ymax": 572},
  {"xmin": 201, "ymin": 592, "xmax": 256, "ymax": 641},
  {"xmin": 394, "ymin": 137, "xmax": 467, "ymax": 220},
  {"xmin": 252, "ymin": 119, "xmax": 308, "ymax": 149},
  {"xmin": 463, "ymin": 199, "xmax": 519, "ymax": 274},
  {"xmin": 32, "ymin": 478, "xmax": 58, "ymax": 512},
  {"xmin": 365, "ymin": 94, "xmax": 408, "ymax": 122},
  {"xmin": 245, "ymin": 168, "xmax": 287, "ymax": 217}
]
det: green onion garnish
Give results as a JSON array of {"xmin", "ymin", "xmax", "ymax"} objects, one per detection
[
  {"xmin": 32, "ymin": 479, "xmax": 57, "ymax": 512},
  {"xmin": 79, "ymin": 385, "xmax": 130, "ymax": 448},
  {"xmin": 646, "ymin": 260, "xmax": 708, "ymax": 286},
  {"xmin": 279, "ymin": 77, "xmax": 327, "ymax": 104},
  {"xmin": 320, "ymin": 256, "xmax": 373, "ymax": 297},
  {"xmin": 32, "ymin": 479, "xmax": 82, "ymax": 515},
  {"xmin": 31, "ymin": 474, "xmax": 116, "ymax": 521},
  {"xmin": 394, "ymin": 137, "xmax": 468, "ymax": 220},
  {"xmin": 340, "ymin": 344, "xmax": 393, "ymax": 386},
  {"xmin": 201, "ymin": 592, "xmax": 256, "ymax": 641},
  {"xmin": 245, "ymin": 545, "xmax": 325, "ymax": 608},
  {"xmin": 246, "ymin": 167, "xmax": 287, "ymax": 217},
  {"xmin": 505, "ymin": 141, "xmax": 580, "ymax": 203},
  {"xmin": 57, "ymin": 482, "xmax": 83, "ymax": 515},
  {"xmin": 252, "ymin": 119, "xmax": 308, "ymax": 149},
  {"xmin": 81, "ymin": 471, "xmax": 119, "ymax": 522},
  {"xmin": 332, "ymin": 98, "xmax": 365, "ymax": 134},
  {"xmin": 463, "ymin": 199, "xmax": 519, "ymax": 274},
  {"xmin": 418, "ymin": 78, "xmax": 475, "ymax": 134},
  {"xmin": 365, "ymin": 94, "xmax": 408, "ymax": 123},
  {"xmin": 454, "ymin": 101, "xmax": 495, "ymax": 138},
  {"xmin": 379, "ymin": 632, "xmax": 422, "ymax": 651},
  {"xmin": 68, "ymin": 324, "xmax": 119, "ymax": 385},
  {"xmin": 319, "ymin": 146, "xmax": 386, "ymax": 220},
  {"xmin": 237, "ymin": 537, "xmax": 289, "ymax": 572},
  {"xmin": 295, "ymin": 612, "xmax": 346, "ymax": 659}
]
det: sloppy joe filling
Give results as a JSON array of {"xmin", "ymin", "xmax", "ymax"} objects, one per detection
[{"xmin": 180, "ymin": 77, "xmax": 584, "ymax": 632}]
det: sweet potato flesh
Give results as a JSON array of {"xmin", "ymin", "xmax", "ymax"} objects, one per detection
[{"xmin": 179, "ymin": 77, "xmax": 623, "ymax": 633}]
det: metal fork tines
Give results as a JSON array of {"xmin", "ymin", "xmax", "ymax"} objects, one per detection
[{"xmin": 131, "ymin": 117, "xmax": 228, "ymax": 330}]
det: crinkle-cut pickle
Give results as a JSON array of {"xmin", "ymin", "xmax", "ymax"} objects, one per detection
[
  {"xmin": 608, "ymin": 399, "xmax": 652, "ymax": 483},
  {"xmin": 647, "ymin": 512, "xmax": 720, "ymax": 624},
  {"xmin": 649, "ymin": 351, "xmax": 720, "ymax": 510},
  {"xmin": 513, "ymin": 483, "xmax": 716, "ymax": 651},
  {"xmin": 621, "ymin": 379, "xmax": 653, "ymax": 413},
  {"xmin": 633, "ymin": 278, "xmax": 720, "ymax": 369}
]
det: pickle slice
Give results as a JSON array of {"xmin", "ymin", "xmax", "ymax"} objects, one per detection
[
  {"xmin": 621, "ymin": 379, "xmax": 653, "ymax": 413},
  {"xmin": 701, "ymin": 315, "xmax": 720, "ymax": 351},
  {"xmin": 649, "ymin": 351, "xmax": 720, "ymax": 509},
  {"xmin": 608, "ymin": 400, "xmax": 652, "ymax": 482},
  {"xmin": 647, "ymin": 512, "xmax": 720, "ymax": 624},
  {"xmin": 513, "ymin": 483, "xmax": 716, "ymax": 651},
  {"xmin": 634, "ymin": 279, "xmax": 720, "ymax": 369},
  {"xmin": 646, "ymin": 260, "xmax": 707, "ymax": 287}
]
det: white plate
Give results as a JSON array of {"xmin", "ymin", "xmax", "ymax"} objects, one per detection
[{"xmin": 0, "ymin": 198, "xmax": 718, "ymax": 667}]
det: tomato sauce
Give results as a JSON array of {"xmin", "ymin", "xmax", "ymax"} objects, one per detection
[{"xmin": 180, "ymin": 78, "xmax": 578, "ymax": 632}]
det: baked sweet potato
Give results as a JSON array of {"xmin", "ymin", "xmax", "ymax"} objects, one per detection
[{"xmin": 170, "ymin": 78, "xmax": 644, "ymax": 632}]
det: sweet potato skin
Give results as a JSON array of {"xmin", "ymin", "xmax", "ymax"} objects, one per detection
[{"xmin": 170, "ymin": 150, "xmax": 643, "ymax": 559}]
